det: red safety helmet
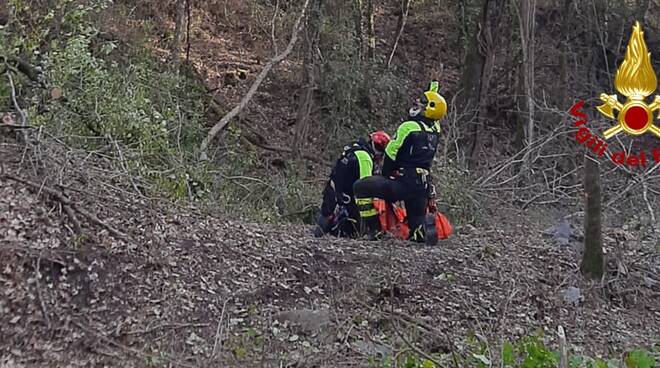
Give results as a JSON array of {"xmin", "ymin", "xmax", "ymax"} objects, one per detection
[{"xmin": 370, "ymin": 130, "xmax": 391, "ymax": 155}]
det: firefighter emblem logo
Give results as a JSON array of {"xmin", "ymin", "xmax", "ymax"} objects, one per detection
[{"xmin": 596, "ymin": 21, "xmax": 660, "ymax": 139}]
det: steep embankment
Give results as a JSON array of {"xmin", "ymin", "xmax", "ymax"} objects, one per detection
[{"xmin": 1, "ymin": 142, "xmax": 657, "ymax": 367}]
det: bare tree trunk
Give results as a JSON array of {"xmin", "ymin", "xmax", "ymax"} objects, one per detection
[
  {"xmin": 0, "ymin": 0, "xmax": 8, "ymax": 26},
  {"xmin": 456, "ymin": 0, "xmax": 503, "ymax": 168},
  {"xmin": 170, "ymin": 0, "xmax": 186, "ymax": 66},
  {"xmin": 514, "ymin": 63, "xmax": 525, "ymax": 152},
  {"xmin": 644, "ymin": 0, "xmax": 660, "ymax": 47},
  {"xmin": 472, "ymin": 0, "xmax": 503, "ymax": 164},
  {"xmin": 185, "ymin": 0, "xmax": 192, "ymax": 63},
  {"xmin": 558, "ymin": 0, "xmax": 573, "ymax": 108},
  {"xmin": 580, "ymin": 155, "xmax": 604, "ymax": 279},
  {"xmin": 353, "ymin": 0, "xmax": 364, "ymax": 61},
  {"xmin": 366, "ymin": 0, "xmax": 375, "ymax": 61},
  {"xmin": 293, "ymin": 0, "xmax": 321, "ymax": 159},
  {"xmin": 386, "ymin": 0, "xmax": 411, "ymax": 69},
  {"xmin": 457, "ymin": 0, "xmax": 488, "ymax": 138},
  {"xmin": 519, "ymin": 0, "xmax": 536, "ymax": 156}
]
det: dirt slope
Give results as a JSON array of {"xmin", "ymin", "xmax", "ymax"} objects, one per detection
[
  {"xmin": 1, "ymin": 142, "xmax": 658, "ymax": 368},
  {"xmin": 1, "ymin": 2, "xmax": 659, "ymax": 366}
]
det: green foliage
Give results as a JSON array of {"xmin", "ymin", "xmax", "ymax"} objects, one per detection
[
  {"xmin": 495, "ymin": 334, "xmax": 656, "ymax": 368},
  {"xmin": 518, "ymin": 335, "xmax": 558, "ymax": 367},
  {"xmin": 210, "ymin": 147, "xmax": 320, "ymax": 225},
  {"xmin": 368, "ymin": 352, "xmax": 436, "ymax": 368},
  {"xmin": 5, "ymin": 0, "xmax": 210, "ymax": 200},
  {"xmin": 625, "ymin": 349, "xmax": 656, "ymax": 368},
  {"xmin": 503, "ymin": 341, "xmax": 515, "ymax": 365},
  {"xmin": 368, "ymin": 332, "xmax": 658, "ymax": 368},
  {"xmin": 41, "ymin": 33, "xmax": 206, "ymax": 157},
  {"xmin": 226, "ymin": 325, "xmax": 265, "ymax": 361}
]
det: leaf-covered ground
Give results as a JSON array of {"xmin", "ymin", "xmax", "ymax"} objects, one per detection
[{"xmin": 1, "ymin": 143, "xmax": 658, "ymax": 368}]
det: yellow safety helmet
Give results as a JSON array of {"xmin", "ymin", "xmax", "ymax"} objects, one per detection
[{"xmin": 419, "ymin": 81, "xmax": 447, "ymax": 121}]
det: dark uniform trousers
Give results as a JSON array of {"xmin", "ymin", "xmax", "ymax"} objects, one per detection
[{"xmin": 353, "ymin": 168, "xmax": 430, "ymax": 239}]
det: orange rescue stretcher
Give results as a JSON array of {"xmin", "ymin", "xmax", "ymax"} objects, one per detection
[{"xmin": 373, "ymin": 199, "xmax": 453, "ymax": 242}]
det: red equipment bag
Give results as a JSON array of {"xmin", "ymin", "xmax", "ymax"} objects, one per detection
[
  {"xmin": 432, "ymin": 210, "xmax": 453, "ymax": 240},
  {"xmin": 374, "ymin": 199, "xmax": 409, "ymax": 239},
  {"xmin": 373, "ymin": 199, "xmax": 453, "ymax": 241}
]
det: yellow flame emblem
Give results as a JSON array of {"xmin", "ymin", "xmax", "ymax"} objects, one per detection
[{"xmin": 596, "ymin": 21, "xmax": 660, "ymax": 139}]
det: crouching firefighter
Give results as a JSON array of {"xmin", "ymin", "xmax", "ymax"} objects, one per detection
[
  {"xmin": 353, "ymin": 81, "xmax": 447, "ymax": 244},
  {"xmin": 313, "ymin": 131, "xmax": 391, "ymax": 238}
]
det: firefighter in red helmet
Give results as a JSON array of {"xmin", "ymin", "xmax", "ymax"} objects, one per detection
[{"xmin": 313, "ymin": 131, "xmax": 391, "ymax": 238}]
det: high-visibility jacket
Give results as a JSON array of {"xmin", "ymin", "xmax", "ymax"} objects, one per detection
[
  {"xmin": 382, "ymin": 115, "xmax": 440, "ymax": 177},
  {"xmin": 320, "ymin": 138, "xmax": 376, "ymax": 219}
]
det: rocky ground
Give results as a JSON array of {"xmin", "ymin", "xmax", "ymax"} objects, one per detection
[{"xmin": 1, "ymin": 138, "xmax": 658, "ymax": 368}]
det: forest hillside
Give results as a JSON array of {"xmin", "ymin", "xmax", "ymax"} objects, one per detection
[{"xmin": 0, "ymin": 0, "xmax": 658, "ymax": 367}]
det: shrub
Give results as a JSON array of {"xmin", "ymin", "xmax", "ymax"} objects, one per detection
[
  {"xmin": 433, "ymin": 161, "xmax": 481, "ymax": 226},
  {"xmin": 4, "ymin": 0, "xmax": 210, "ymax": 200},
  {"xmin": 368, "ymin": 331, "xmax": 657, "ymax": 368}
]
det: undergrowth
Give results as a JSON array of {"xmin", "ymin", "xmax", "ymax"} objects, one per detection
[
  {"xmin": 368, "ymin": 331, "xmax": 658, "ymax": 368},
  {"xmin": 1, "ymin": 0, "xmax": 482, "ymax": 226},
  {"xmin": 209, "ymin": 129, "xmax": 319, "ymax": 225},
  {"xmin": 2, "ymin": 0, "xmax": 210, "ymax": 201}
]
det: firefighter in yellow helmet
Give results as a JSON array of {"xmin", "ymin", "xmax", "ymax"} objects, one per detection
[{"xmin": 353, "ymin": 81, "xmax": 447, "ymax": 244}]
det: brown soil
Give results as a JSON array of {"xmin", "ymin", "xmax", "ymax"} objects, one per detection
[{"xmin": 1, "ymin": 140, "xmax": 658, "ymax": 367}]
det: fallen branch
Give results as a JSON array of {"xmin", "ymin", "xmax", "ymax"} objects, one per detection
[
  {"xmin": 211, "ymin": 296, "xmax": 231, "ymax": 360},
  {"xmin": 125, "ymin": 322, "xmax": 209, "ymax": 336},
  {"xmin": 6, "ymin": 56, "xmax": 41, "ymax": 82},
  {"xmin": 558, "ymin": 325, "xmax": 568, "ymax": 368},
  {"xmin": 391, "ymin": 319, "xmax": 446, "ymax": 368},
  {"xmin": 392, "ymin": 312, "xmax": 460, "ymax": 367},
  {"xmin": 641, "ymin": 176, "xmax": 656, "ymax": 228},
  {"xmin": 72, "ymin": 320, "xmax": 197, "ymax": 368},
  {"xmin": 214, "ymin": 61, "xmax": 257, "ymax": 70},
  {"xmin": 1, "ymin": 173, "xmax": 128, "ymax": 241},
  {"xmin": 199, "ymin": 0, "xmax": 311, "ymax": 160},
  {"xmin": 206, "ymin": 104, "xmax": 326, "ymax": 164},
  {"xmin": 604, "ymin": 161, "xmax": 660, "ymax": 208},
  {"xmin": 62, "ymin": 203, "xmax": 83, "ymax": 235},
  {"xmin": 242, "ymin": 133, "xmax": 327, "ymax": 164},
  {"xmin": 35, "ymin": 250, "xmax": 52, "ymax": 330}
]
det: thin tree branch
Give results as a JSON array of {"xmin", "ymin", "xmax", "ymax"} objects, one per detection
[
  {"xmin": 1, "ymin": 173, "xmax": 129, "ymax": 241},
  {"xmin": 199, "ymin": 0, "xmax": 312, "ymax": 160},
  {"xmin": 211, "ymin": 296, "xmax": 231, "ymax": 360},
  {"xmin": 242, "ymin": 133, "xmax": 326, "ymax": 164},
  {"xmin": 386, "ymin": 0, "xmax": 410, "ymax": 69},
  {"xmin": 271, "ymin": 0, "xmax": 280, "ymax": 54},
  {"xmin": 6, "ymin": 72, "xmax": 29, "ymax": 143}
]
